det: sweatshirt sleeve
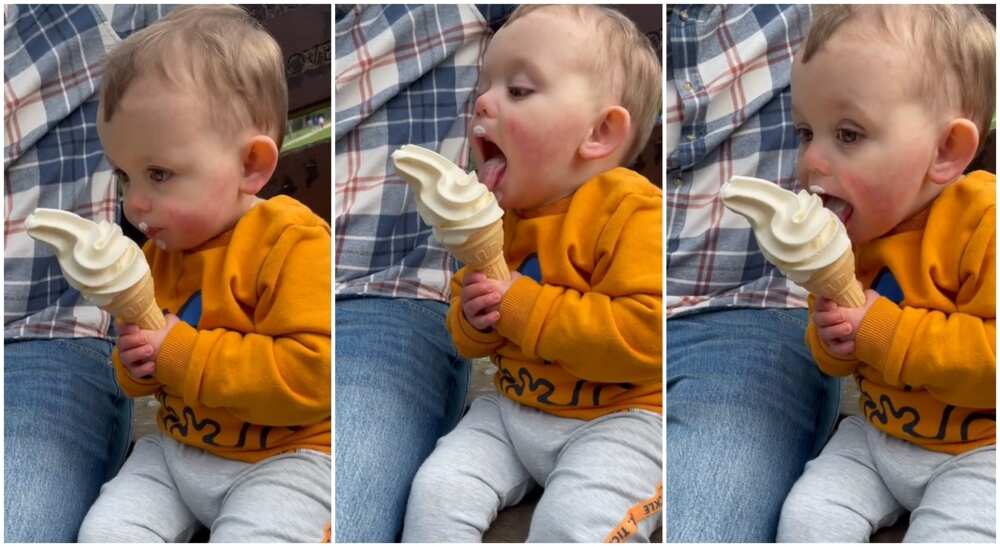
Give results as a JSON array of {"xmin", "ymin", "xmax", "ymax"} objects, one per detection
[
  {"xmin": 853, "ymin": 209, "xmax": 996, "ymax": 408},
  {"xmin": 805, "ymin": 294, "xmax": 862, "ymax": 377},
  {"xmin": 495, "ymin": 192, "xmax": 661, "ymax": 383},
  {"xmin": 446, "ymin": 266, "xmax": 506, "ymax": 358},
  {"xmin": 153, "ymin": 223, "xmax": 331, "ymax": 426}
]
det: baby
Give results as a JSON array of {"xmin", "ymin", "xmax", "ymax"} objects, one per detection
[
  {"xmin": 76, "ymin": 6, "xmax": 331, "ymax": 542},
  {"xmin": 401, "ymin": 5, "xmax": 663, "ymax": 542},
  {"xmin": 777, "ymin": 5, "xmax": 995, "ymax": 542}
]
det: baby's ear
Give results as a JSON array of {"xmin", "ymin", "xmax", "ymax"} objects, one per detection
[
  {"xmin": 239, "ymin": 135, "xmax": 279, "ymax": 195},
  {"xmin": 927, "ymin": 118, "xmax": 979, "ymax": 185},
  {"xmin": 578, "ymin": 106, "xmax": 630, "ymax": 161}
]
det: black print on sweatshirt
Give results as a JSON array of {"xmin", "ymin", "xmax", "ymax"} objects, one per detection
[
  {"xmin": 497, "ymin": 363, "xmax": 630, "ymax": 407},
  {"xmin": 861, "ymin": 389, "xmax": 990, "ymax": 441},
  {"xmin": 156, "ymin": 393, "xmax": 275, "ymax": 449}
]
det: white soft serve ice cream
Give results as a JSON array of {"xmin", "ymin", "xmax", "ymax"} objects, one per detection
[
  {"xmin": 25, "ymin": 208, "xmax": 149, "ymax": 306},
  {"xmin": 391, "ymin": 144, "xmax": 503, "ymax": 246},
  {"xmin": 720, "ymin": 176, "xmax": 850, "ymax": 283}
]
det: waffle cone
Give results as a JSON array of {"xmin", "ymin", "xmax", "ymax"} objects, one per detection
[
  {"xmin": 450, "ymin": 220, "xmax": 510, "ymax": 280},
  {"xmin": 802, "ymin": 250, "xmax": 865, "ymax": 307},
  {"xmin": 102, "ymin": 272, "xmax": 166, "ymax": 330}
]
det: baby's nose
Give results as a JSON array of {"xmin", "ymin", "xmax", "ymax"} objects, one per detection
[{"xmin": 474, "ymin": 90, "xmax": 496, "ymax": 118}]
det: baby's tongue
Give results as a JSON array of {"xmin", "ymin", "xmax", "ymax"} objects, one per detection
[
  {"xmin": 824, "ymin": 196, "xmax": 853, "ymax": 224},
  {"xmin": 477, "ymin": 155, "xmax": 507, "ymax": 192}
]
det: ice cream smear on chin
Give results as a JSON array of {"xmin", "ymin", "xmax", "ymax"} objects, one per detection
[
  {"xmin": 391, "ymin": 144, "xmax": 503, "ymax": 246},
  {"xmin": 720, "ymin": 176, "xmax": 851, "ymax": 283},
  {"xmin": 24, "ymin": 208, "xmax": 149, "ymax": 306}
]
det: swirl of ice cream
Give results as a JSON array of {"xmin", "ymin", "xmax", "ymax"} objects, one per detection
[
  {"xmin": 24, "ymin": 208, "xmax": 149, "ymax": 306},
  {"xmin": 720, "ymin": 176, "xmax": 850, "ymax": 282},
  {"xmin": 391, "ymin": 144, "xmax": 503, "ymax": 246}
]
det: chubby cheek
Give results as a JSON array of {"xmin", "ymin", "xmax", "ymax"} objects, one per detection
[
  {"xmin": 506, "ymin": 113, "xmax": 579, "ymax": 170},
  {"xmin": 160, "ymin": 204, "xmax": 215, "ymax": 247},
  {"xmin": 841, "ymin": 171, "xmax": 902, "ymax": 241}
]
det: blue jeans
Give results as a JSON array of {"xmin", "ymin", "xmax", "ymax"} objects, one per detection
[
  {"xmin": 4, "ymin": 337, "xmax": 132, "ymax": 542},
  {"xmin": 334, "ymin": 296, "xmax": 469, "ymax": 542},
  {"xmin": 666, "ymin": 307, "xmax": 840, "ymax": 542}
]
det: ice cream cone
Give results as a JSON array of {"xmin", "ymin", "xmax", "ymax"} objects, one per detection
[
  {"xmin": 103, "ymin": 272, "xmax": 166, "ymax": 329},
  {"xmin": 801, "ymin": 250, "xmax": 865, "ymax": 307},
  {"xmin": 450, "ymin": 220, "xmax": 510, "ymax": 280}
]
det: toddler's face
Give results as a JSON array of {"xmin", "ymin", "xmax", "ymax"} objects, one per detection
[
  {"xmin": 470, "ymin": 10, "xmax": 608, "ymax": 212},
  {"xmin": 98, "ymin": 76, "xmax": 248, "ymax": 252},
  {"xmin": 791, "ymin": 30, "xmax": 946, "ymax": 245}
]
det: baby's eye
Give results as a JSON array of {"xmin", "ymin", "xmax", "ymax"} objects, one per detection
[
  {"xmin": 508, "ymin": 86, "xmax": 533, "ymax": 99},
  {"xmin": 112, "ymin": 168, "xmax": 130, "ymax": 186},
  {"xmin": 836, "ymin": 128, "xmax": 862, "ymax": 144},
  {"xmin": 795, "ymin": 127, "xmax": 813, "ymax": 142},
  {"xmin": 148, "ymin": 168, "xmax": 172, "ymax": 183}
]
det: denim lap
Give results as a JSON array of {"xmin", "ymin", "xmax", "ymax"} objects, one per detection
[
  {"xmin": 334, "ymin": 296, "xmax": 469, "ymax": 542},
  {"xmin": 666, "ymin": 307, "xmax": 839, "ymax": 542},
  {"xmin": 4, "ymin": 337, "xmax": 132, "ymax": 542}
]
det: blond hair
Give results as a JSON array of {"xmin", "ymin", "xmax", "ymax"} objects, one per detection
[
  {"xmin": 100, "ymin": 5, "xmax": 288, "ymax": 148},
  {"xmin": 503, "ymin": 5, "xmax": 661, "ymax": 166},
  {"xmin": 802, "ymin": 5, "xmax": 995, "ymax": 154}
]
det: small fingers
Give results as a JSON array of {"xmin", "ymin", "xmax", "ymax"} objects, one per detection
[
  {"xmin": 464, "ymin": 271, "xmax": 487, "ymax": 286},
  {"xmin": 127, "ymin": 361, "xmax": 155, "ymax": 380},
  {"xmin": 813, "ymin": 309, "xmax": 845, "ymax": 328},
  {"xmin": 815, "ymin": 297, "xmax": 838, "ymax": 312},
  {"xmin": 117, "ymin": 332, "xmax": 148, "ymax": 351},
  {"xmin": 466, "ymin": 291, "xmax": 500, "ymax": 314},
  {"xmin": 120, "ymin": 344, "xmax": 154, "ymax": 367},
  {"xmin": 826, "ymin": 338, "xmax": 856, "ymax": 356},
  {"xmin": 469, "ymin": 311, "xmax": 500, "ymax": 331},
  {"xmin": 820, "ymin": 322, "xmax": 853, "ymax": 340}
]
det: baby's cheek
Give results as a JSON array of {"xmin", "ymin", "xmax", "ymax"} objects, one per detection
[{"xmin": 507, "ymin": 116, "xmax": 574, "ymax": 163}]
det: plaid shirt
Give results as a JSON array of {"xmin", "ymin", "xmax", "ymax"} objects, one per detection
[
  {"xmin": 4, "ymin": 5, "xmax": 170, "ymax": 340},
  {"xmin": 666, "ymin": 4, "xmax": 812, "ymax": 317},
  {"xmin": 335, "ymin": 4, "xmax": 514, "ymax": 302}
]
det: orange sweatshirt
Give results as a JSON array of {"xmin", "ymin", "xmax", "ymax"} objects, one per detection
[
  {"xmin": 113, "ymin": 196, "xmax": 331, "ymax": 463},
  {"xmin": 807, "ymin": 171, "xmax": 996, "ymax": 454},
  {"xmin": 448, "ymin": 167, "xmax": 662, "ymax": 420}
]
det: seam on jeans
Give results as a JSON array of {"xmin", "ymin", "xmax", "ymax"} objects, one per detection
[
  {"xmin": 51, "ymin": 337, "xmax": 113, "ymax": 363},
  {"xmin": 397, "ymin": 297, "xmax": 448, "ymax": 322},
  {"xmin": 604, "ymin": 482, "xmax": 663, "ymax": 542}
]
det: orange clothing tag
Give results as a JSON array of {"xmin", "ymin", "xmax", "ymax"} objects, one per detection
[{"xmin": 604, "ymin": 482, "xmax": 663, "ymax": 542}]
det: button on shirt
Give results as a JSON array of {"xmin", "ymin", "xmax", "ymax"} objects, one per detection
[{"xmin": 666, "ymin": 4, "xmax": 812, "ymax": 317}]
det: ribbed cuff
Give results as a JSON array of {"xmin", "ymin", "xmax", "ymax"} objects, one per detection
[
  {"xmin": 855, "ymin": 297, "xmax": 902, "ymax": 372},
  {"xmin": 496, "ymin": 276, "xmax": 543, "ymax": 355},
  {"xmin": 155, "ymin": 321, "xmax": 197, "ymax": 390}
]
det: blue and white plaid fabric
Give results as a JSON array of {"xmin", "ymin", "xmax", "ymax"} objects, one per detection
[
  {"xmin": 666, "ymin": 4, "xmax": 811, "ymax": 317},
  {"xmin": 4, "ymin": 4, "xmax": 171, "ymax": 339},
  {"xmin": 334, "ymin": 4, "xmax": 514, "ymax": 302}
]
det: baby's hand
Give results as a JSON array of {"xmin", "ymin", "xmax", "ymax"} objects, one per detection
[
  {"xmin": 813, "ymin": 290, "xmax": 879, "ymax": 357},
  {"xmin": 460, "ymin": 271, "xmax": 523, "ymax": 331},
  {"xmin": 116, "ymin": 314, "xmax": 180, "ymax": 380}
]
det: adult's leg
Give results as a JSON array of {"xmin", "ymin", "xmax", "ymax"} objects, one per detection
[
  {"xmin": 403, "ymin": 393, "xmax": 534, "ymax": 542},
  {"xmin": 4, "ymin": 338, "xmax": 132, "ymax": 542},
  {"xmin": 334, "ymin": 296, "xmax": 470, "ymax": 542},
  {"xmin": 777, "ymin": 416, "xmax": 904, "ymax": 542},
  {"xmin": 903, "ymin": 445, "xmax": 995, "ymax": 542},
  {"xmin": 528, "ymin": 410, "xmax": 663, "ymax": 542},
  {"xmin": 666, "ymin": 307, "xmax": 840, "ymax": 542}
]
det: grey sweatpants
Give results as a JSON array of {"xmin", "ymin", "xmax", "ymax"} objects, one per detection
[
  {"xmin": 402, "ymin": 392, "xmax": 663, "ymax": 543},
  {"xmin": 777, "ymin": 415, "xmax": 996, "ymax": 542},
  {"xmin": 77, "ymin": 433, "xmax": 331, "ymax": 542}
]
